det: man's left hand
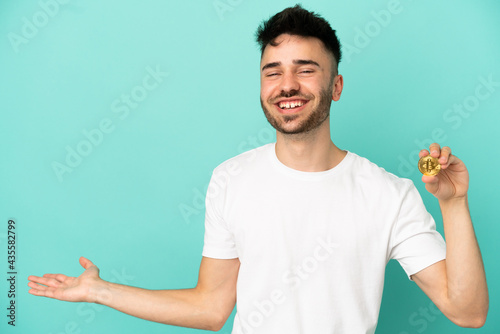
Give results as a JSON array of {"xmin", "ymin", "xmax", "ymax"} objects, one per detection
[{"xmin": 419, "ymin": 143, "xmax": 469, "ymax": 202}]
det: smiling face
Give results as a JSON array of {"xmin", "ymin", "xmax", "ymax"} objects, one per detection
[{"xmin": 260, "ymin": 34, "xmax": 343, "ymax": 135}]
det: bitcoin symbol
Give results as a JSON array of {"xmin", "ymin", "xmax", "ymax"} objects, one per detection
[{"xmin": 418, "ymin": 155, "xmax": 441, "ymax": 176}]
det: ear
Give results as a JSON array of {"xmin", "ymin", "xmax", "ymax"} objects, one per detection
[{"xmin": 332, "ymin": 74, "xmax": 344, "ymax": 101}]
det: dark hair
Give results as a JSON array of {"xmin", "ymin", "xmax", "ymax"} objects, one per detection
[{"xmin": 255, "ymin": 4, "xmax": 342, "ymax": 70}]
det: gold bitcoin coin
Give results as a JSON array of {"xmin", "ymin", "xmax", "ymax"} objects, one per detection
[{"xmin": 418, "ymin": 155, "xmax": 441, "ymax": 176}]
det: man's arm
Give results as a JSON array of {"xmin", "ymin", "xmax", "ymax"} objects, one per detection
[
  {"xmin": 411, "ymin": 143, "xmax": 488, "ymax": 327},
  {"xmin": 28, "ymin": 256, "xmax": 240, "ymax": 331}
]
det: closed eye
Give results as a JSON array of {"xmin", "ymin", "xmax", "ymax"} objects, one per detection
[{"xmin": 298, "ymin": 70, "xmax": 315, "ymax": 75}]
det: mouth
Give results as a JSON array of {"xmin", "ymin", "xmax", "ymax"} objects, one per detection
[{"xmin": 274, "ymin": 99, "xmax": 309, "ymax": 114}]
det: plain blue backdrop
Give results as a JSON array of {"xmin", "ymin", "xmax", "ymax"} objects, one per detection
[{"xmin": 1, "ymin": 1, "xmax": 499, "ymax": 333}]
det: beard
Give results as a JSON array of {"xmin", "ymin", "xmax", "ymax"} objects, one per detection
[{"xmin": 260, "ymin": 84, "xmax": 333, "ymax": 135}]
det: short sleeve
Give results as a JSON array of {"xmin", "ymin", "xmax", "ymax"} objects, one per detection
[
  {"xmin": 389, "ymin": 181, "xmax": 446, "ymax": 280},
  {"xmin": 201, "ymin": 170, "xmax": 238, "ymax": 259}
]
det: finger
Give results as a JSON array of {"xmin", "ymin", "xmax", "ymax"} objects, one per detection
[
  {"xmin": 27, "ymin": 275, "xmax": 42, "ymax": 281},
  {"xmin": 27, "ymin": 281, "xmax": 55, "ymax": 298},
  {"xmin": 442, "ymin": 151, "xmax": 460, "ymax": 170},
  {"xmin": 79, "ymin": 256, "xmax": 95, "ymax": 270},
  {"xmin": 422, "ymin": 174, "xmax": 439, "ymax": 183},
  {"xmin": 43, "ymin": 273, "xmax": 68, "ymax": 282},
  {"xmin": 422, "ymin": 175, "xmax": 439, "ymax": 194},
  {"xmin": 28, "ymin": 287, "xmax": 47, "ymax": 296},
  {"xmin": 28, "ymin": 276, "xmax": 62, "ymax": 288},
  {"xmin": 28, "ymin": 286, "xmax": 56, "ymax": 298},
  {"xmin": 28, "ymin": 281, "xmax": 49, "ymax": 290},
  {"xmin": 429, "ymin": 143, "xmax": 441, "ymax": 158},
  {"xmin": 439, "ymin": 146, "xmax": 452, "ymax": 167},
  {"xmin": 419, "ymin": 149, "xmax": 430, "ymax": 158},
  {"xmin": 28, "ymin": 275, "xmax": 48, "ymax": 284}
]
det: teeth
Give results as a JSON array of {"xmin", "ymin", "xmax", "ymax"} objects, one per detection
[{"xmin": 279, "ymin": 101, "xmax": 305, "ymax": 109}]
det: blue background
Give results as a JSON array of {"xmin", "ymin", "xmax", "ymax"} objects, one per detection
[{"xmin": 1, "ymin": 0, "xmax": 499, "ymax": 333}]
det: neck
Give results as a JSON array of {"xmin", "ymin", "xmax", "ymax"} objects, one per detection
[{"xmin": 275, "ymin": 117, "xmax": 346, "ymax": 172}]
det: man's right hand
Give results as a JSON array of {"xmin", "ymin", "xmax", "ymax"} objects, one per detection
[
  {"xmin": 27, "ymin": 256, "xmax": 240, "ymax": 331},
  {"xmin": 28, "ymin": 256, "xmax": 102, "ymax": 303}
]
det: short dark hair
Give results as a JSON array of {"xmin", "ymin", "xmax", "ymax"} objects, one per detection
[{"xmin": 255, "ymin": 4, "xmax": 342, "ymax": 70}]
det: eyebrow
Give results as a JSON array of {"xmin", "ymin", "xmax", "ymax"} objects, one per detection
[
  {"xmin": 261, "ymin": 59, "xmax": 321, "ymax": 72},
  {"xmin": 261, "ymin": 61, "xmax": 281, "ymax": 72},
  {"xmin": 293, "ymin": 59, "xmax": 320, "ymax": 67}
]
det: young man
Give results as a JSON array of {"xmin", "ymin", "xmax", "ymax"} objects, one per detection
[{"xmin": 28, "ymin": 5, "xmax": 488, "ymax": 333}]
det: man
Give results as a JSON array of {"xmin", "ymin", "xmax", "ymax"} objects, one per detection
[{"xmin": 28, "ymin": 5, "xmax": 488, "ymax": 333}]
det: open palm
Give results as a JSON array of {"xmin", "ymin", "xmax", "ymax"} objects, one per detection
[{"xmin": 28, "ymin": 257, "xmax": 101, "ymax": 303}]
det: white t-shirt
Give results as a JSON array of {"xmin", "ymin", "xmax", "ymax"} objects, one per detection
[{"xmin": 202, "ymin": 143, "xmax": 446, "ymax": 334}]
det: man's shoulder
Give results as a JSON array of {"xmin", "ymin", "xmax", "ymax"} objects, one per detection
[
  {"xmin": 348, "ymin": 151, "xmax": 414, "ymax": 191},
  {"xmin": 211, "ymin": 143, "xmax": 273, "ymax": 175}
]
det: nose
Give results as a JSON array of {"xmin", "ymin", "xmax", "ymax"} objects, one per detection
[{"xmin": 279, "ymin": 71, "xmax": 300, "ymax": 95}]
